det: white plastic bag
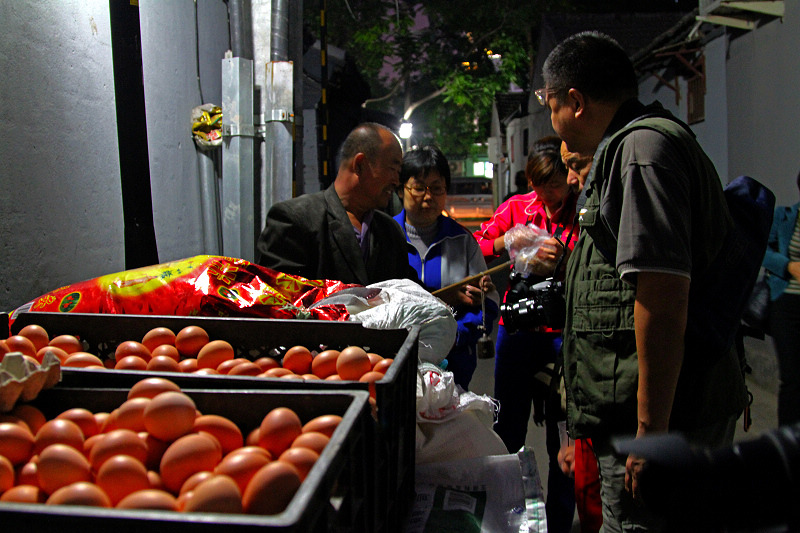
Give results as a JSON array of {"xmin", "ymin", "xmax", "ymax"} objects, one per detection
[{"xmin": 311, "ymin": 279, "xmax": 457, "ymax": 364}]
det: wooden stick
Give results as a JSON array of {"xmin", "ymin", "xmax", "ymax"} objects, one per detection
[{"xmin": 432, "ymin": 260, "xmax": 511, "ymax": 296}]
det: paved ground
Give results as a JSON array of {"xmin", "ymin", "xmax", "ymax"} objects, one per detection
[{"xmin": 469, "ymin": 332, "xmax": 780, "ymax": 532}]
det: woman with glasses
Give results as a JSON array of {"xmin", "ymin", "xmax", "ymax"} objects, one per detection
[
  {"xmin": 393, "ymin": 145, "xmax": 500, "ymax": 390},
  {"xmin": 473, "ymin": 135, "xmax": 579, "ymax": 533}
]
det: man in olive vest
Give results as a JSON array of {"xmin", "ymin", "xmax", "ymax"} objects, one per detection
[{"xmin": 540, "ymin": 31, "xmax": 747, "ymax": 532}]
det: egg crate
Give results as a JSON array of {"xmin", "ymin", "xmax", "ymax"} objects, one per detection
[
  {"xmin": 0, "ymin": 387, "xmax": 375, "ymax": 533},
  {"xmin": 11, "ymin": 312, "xmax": 418, "ymax": 532}
]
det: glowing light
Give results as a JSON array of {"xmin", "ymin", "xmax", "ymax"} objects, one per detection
[{"xmin": 399, "ymin": 122, "xmax": 413, "ymax": 139}]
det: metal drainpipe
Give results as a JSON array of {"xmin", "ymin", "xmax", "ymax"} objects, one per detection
[{"xmin": 228, "ymin": 0, "xmax": 253, "ymax": 60}]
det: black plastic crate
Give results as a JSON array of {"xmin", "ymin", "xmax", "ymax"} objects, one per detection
[
  {"xmin": 10, "ymin": 312, "xmax": 418, "ymax": 532},
  {"xmin": 0, "ymin": 387, "xmax": 373, "ymax": 532}
]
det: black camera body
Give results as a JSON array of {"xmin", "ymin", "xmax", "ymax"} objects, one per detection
[{"xmin": 500, "ymin": 270, "xmax": 566, "ymax": 332}]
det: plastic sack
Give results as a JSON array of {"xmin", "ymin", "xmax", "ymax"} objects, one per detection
[
  {"xmin": 504, "ymin": 223, "xmax": 552, "ymax": 276},
  {"xmin": 415, "ymin": 363, "xmax": 506, "ymax": 464},
  {"xmin": 12, "ymin": 255, "xmax": 353, "ymax": 326},
  {"xmin": 405, "ymin": 449, "xmax": 547, "ymax": 533},
  {"xmin": 311, "ymin": 279, "xmax": 457, "ymax": 364}
]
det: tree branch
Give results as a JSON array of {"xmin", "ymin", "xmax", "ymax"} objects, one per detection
[
  {"xmin": 403, "ymin": 85, "xmax": 447, "ymax": 120},
  {"xmin": 361, "ymin": 78, "xmax": 405, "ymax": 108}
]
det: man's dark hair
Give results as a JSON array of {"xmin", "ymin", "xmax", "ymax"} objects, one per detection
[
  {"xmin": 400, "ymin": 145, "xmax": 451, "ymax": 189},
  {"xmin": 543, "ymin": 31, "xmax": 638, "ymax": 103},
  {"xmin": 337, "ymin": 122, "xmax": 396, "ymax": 168}
]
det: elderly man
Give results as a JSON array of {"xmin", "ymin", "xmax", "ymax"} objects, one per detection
[
  {"xmin": 540, "ymin": 32, "xmax": 746, "ymax": 532},
  {"xmin": 257, "ymin": 122, "xmax": 419, "ymax": 285}
]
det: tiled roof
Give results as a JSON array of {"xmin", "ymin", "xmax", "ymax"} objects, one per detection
[{"xmin": 495, "ymin": 92, "xmax": 529, "ymax": 125}]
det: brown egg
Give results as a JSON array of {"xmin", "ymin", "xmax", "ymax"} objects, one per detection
[
  {"xmin": 147, "ymin": 355, "xmax": 181, "ymax": 373},
  {"xmin": 193, "ymin": 415, "xmax": 243, "ymax": 456},
  {"xmin": 141, "ymin": 327, "xmax": 176, "ymax": 353},
  {"xmin": 366, "ymin": 352, "xmax": 384, "ymax": 368},
  {"xmin": 359, "ymin": 371, "xmax": 385, "ymax": 399},
  {"xmin": 214, "ymin": 447, "xmax": 271, "ymax": 495},
  {"xmin": 83, "ymin": 434, "xmax": 103, "ymax": 460},
  {"xmin": 258, "ymin": 407, "xmax": 302, "ymax": 457},
  {"xmin": 216, "ymin": 358, "xmax": 248, "ymax": 375},
  {"xmin": 117, "ymin": 488, "xmax": 178, "ymax": 510},
  {"xmin": 262, "ymin": 367, "xmax": 293, "ymax": 378},
  {"xmin": 35, "ymin": 345, "xmax": 70, "ymax": 365},
  {"xmin": 0, "ymin": 422, "xmax": 34, "ymax": 466},
  {"xmin": 159, "ymin": 433, "xmax": 223, "ymax": 494},
  {"xmin": 0, "ymin": 339, "xmax": 8, "ymax": 359},
  {"xmin": 242, "ymin": 461, "xmax": 301, "ymax": 515},
  {"xmin": 175, "ymin": 326, "xmax": 209, "ymax": 358},
  {"xmin": 127, "ymin": 377, "xmax": 181, "ymax": 400},
  {"xmin": 180, "ymin": 470, "xmax": 215, "ymax": 495},
  {"xmin": 37, "ymin": 443, "xmax": 92, "ymax": 494},
  {"xmin": 18, "ymin": 324, "xmax": 49, "ymax": 352},
  {"xmin": 227, "ymin": 361, "xmax": 262, "ymax": 377},
  {"xmin": 5, "ymin": 335, "xmax": 37, "ymax": 357},
  {"xmin": 16, "ymin": 457, "xmax": 39, "ymax": 486},
  {"xmin": 301, "ymin": 415, "xmax": 342, "ymax": 438},
  {"xmin": 182, "ymin": 475, "xmax": 243, "ymax": 514},
  {"xmin": 115, "ymin": 341, "xmax": 152, "ymax": 363},
  {"xmin": 56, "ymin": 408, "xmax": 100, "ymax": 439},
  {"xmin": 253, "ymin": 357, "xmax": 280, "ymax": 372},
  {"xmin": 0, "ymin": 484, "xmax": 45, "ymax": 503},
  {"xmin": 114, "ymin": 397, "xmax": 151, "ymax": 432},
  {"xmin": 95, "ymin": 454, "xmax": 150, "ymax": 505},
  {"xmin": 151, "ymin": 344, "xmax": 181, "ymax": 362},
  {"xmin": 147, "ymin": 470, "xmax": 165, "ymax": 490},
  {"xmin": 11, "ymin": 404, "xmax": 47, "ymax": 435},
  {"xmin": 89, "ymin": 429, "xmax": 148, "ymax": 470},
  {"xmin": 196, "ymin": 340, "xmax": 234, "ymax": 370},
  {"xmin": 193, "ymin": 368, "xmax": 218, "ymax": 375},
  {"xmin": 48, "ymin": 334, "xmax": 83, "ymax": 354},
  {"xmin": 336, "ymin": 346, "xmax": 371, "ymax": 380},
  {"xmin": 301, "ymin": 374, "xmax": 321, "ymax": 381},
  {"xmin": 245, "ymin": 427, "xmax": 260, "ymax": 446},
  {"xmin": 115, "ymin": 355, "xmax": 148, "ymax": 371},
  {"xmin": 324, "ymin": 374, "xmax": 342, "ymax": 381},
  {"xmin": 178, "ymin": 358, "xmax": 199, "ymax": 373},
  {"xmin": 291, "ymin": 431, "xmax": 330, "ymax": 455},
  {"xmin": 143, "ymin": 391, "xmax": 197, "ymax": 442},
  {"xmin": 63, "ymin": 352, "xmax": 105, "ymax": 368},
  {"xmin": 34, "ymin": 418, "xmax": 84, "ymax": 454},
  {"xmin": 46, "ymin": 481, "xmax": 111, "ymax": 507},
  {"xmin": 282, "ymin": 346, "xmax": 313, "ymax": 375},
  {"xmin": 311, "ymin": 349, "xmax": 340, "ymax": 378},
  {"xmin": 278, "ymin": 447, "xmax": 319, "ymax": 481},
  {"xmin": 373, "ymin": 357, "xmax": 394, "ymax": 374},
  {"xmin": 0, "ymin": 454, "xmax": 13, "ymax": 493}
]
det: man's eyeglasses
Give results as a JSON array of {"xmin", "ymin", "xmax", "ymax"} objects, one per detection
[
  {"xmin": 535, "ymin": 87, "xmax": 559, "ymax": 106},
  {"xmin": 405, "ymin": 184, "xmax": 447, "ymax": 197}
]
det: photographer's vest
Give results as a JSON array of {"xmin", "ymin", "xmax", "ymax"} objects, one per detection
[{"xmin": 563, "ymin": 109, "xmax": 743, "ymax": 439}]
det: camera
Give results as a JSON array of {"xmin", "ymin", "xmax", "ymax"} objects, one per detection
[
  {"xmin": 500, "ymin": 269, "xmax": 566, "ymax": 332},
  {"xmin": 614, "ymin": 425, "xmax": 800, "ymax": 532}
]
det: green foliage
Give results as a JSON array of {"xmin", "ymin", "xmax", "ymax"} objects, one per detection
[{"xmin": 303, "ymin": 0, "xmax": 569, "ymax": 156}]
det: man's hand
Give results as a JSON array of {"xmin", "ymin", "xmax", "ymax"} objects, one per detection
[
  {"xmin": 625, "ymin": 453, "xmax": 646, "ymax": 500},
  {"xmin": 557, "ymin": 444, "xmax": 576, "ymax": 477}
]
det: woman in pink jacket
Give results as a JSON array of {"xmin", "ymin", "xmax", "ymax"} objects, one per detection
[{"xmin": 473, "ymin": 136, "xmax": 579, "ymax": 533}]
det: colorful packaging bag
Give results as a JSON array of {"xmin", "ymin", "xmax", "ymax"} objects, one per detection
[{"xmin": 14, "ymin": 255, "xmax": 354, "ymax": 324}]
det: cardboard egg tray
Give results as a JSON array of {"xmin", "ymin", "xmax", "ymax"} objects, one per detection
[
  {"xmin": 0, "ymin": 387, "xmax": 373, "ymax": 532},
  {"xmin": 10, "ymin": 312, "xmax": 418, "ymax": 532}
]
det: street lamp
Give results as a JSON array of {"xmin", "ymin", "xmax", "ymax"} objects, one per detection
[{"xmin": 399, "ymin": 121, "xmax": 413, "ymax": 151}]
